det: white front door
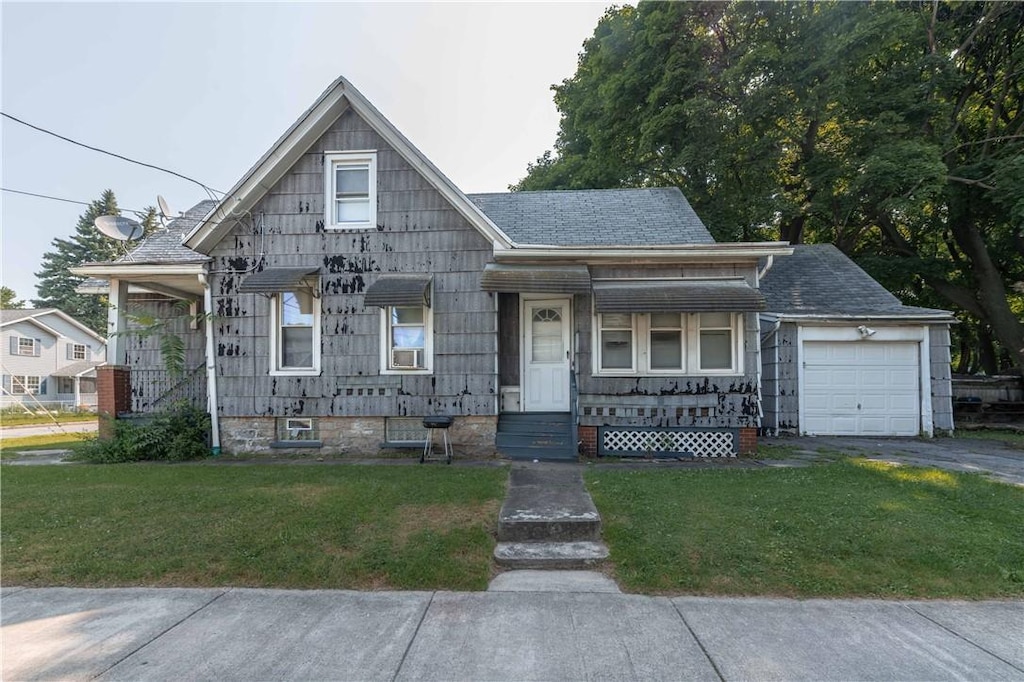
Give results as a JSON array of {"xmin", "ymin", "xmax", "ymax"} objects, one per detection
[{"xmin": 523, "ymin": 298, "xmax": 571, "ymax": 412}]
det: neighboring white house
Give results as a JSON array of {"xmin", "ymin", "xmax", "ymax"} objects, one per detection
[{"xmin": 0, "ymin": 309, "xmax": 106, "ymax": 410}]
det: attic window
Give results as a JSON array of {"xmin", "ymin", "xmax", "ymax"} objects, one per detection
[{"xmin": 325, "ymin": 151, "xmax": 377, "ymax": 229}]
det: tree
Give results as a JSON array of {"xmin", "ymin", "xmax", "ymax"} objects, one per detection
[
  {"xmin": 1, "ymin": 286, "xmax": 25, "ymax": 309},
  {"xmin": 33, "ymin": 190, "xmax": 157, "ymax": 333},
  {"xmin": 517, "ymin": 1, "xmax": 1024, "ymax": 372}
]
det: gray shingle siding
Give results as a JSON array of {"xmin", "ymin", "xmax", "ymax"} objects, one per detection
[{"xmin": 468, "ymin": 187, "xmax": 714, "ymax": 247}]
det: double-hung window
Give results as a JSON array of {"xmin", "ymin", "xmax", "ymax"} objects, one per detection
[
  {"xmin": 382, "ymin": 305, "xmax": 432, "ymax": 373},
  {"xmin": 17, "ymin": 338, "xmax": 35, "ymax": 356},
  {"xmin": 325, "ymin": 151, "xmax": 377, "ymax": 229},
  {"xmin": 271, "ymin": 290, "xmax": 320, "ymax": 375},
  {"xmin": 596, "ymin": 312, "xmax": 742, "ymax": 375}
]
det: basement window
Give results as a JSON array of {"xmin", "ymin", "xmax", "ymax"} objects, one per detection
[{"xmin": 272, "ymin": 417, "xmax": 321, "ymax": 449}]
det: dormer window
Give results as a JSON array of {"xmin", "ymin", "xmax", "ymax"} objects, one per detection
[{"xmin": 325, "ymin": 151, "xmax": 377, "ymax": 229}]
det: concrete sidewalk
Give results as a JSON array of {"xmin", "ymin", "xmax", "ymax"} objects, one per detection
[{"xmin": 3, "ymin": 585, "xmax": 1021, "ymax": 681}]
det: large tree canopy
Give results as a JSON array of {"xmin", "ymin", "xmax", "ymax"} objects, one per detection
[
  {"xmin": 33, "ymin": 190, "xmax": 157, "ymax": 333},
  {"xmin": 517, "ymin": 1, "xmax": 1024, "ymax": 373}
]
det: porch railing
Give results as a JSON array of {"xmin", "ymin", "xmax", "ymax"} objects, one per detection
[{"xmin": 129, "ymin": 362, "xmax": 206, "ymax": 414}]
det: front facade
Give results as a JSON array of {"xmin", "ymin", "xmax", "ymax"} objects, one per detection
[
  {"xmin": 75, "ymin": 77, "xmax": 952, "ymax": 456},
  {"xmin": 0, "ymin": 309, "xmax": 106, "ymax": 409}
]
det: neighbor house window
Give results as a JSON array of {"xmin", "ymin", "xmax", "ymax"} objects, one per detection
[
  {"xmin": 11, "ymin": 376, "xmax": 41, "ymax": 394},
  {"xmin": 594, "ymin": 313, "xmax": 742, "ymax": 376},
  {"xmin": 17, "ymin": 337, "xmax": 35, "ymax": 356},
  {"xmin": 325, "ymin": 151, "xmax": 377, "ymax": 229},
  {"xmin": 71, "ymin": 343, "xmax": 87, "ymax": 360},
  {"xmin": 57, "ymin": 377, "xmax": 75, "ymax": 394},
  {"xmin": 270, "ymin": 290, "xmax": 320, "ymax": 375},
  {"xmin": 382, "ymin": 305, "xmax": 432, "ymax": 373}
]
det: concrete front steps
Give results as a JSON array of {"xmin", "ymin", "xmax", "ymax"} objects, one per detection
[{"xmin": 493, "ymin": 463, "xmax": 610, "ymax": 570}]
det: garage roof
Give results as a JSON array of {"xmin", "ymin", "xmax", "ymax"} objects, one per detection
[{"xmin": 760, "ymin": 245, "xmax": 952, "ymax": 318}]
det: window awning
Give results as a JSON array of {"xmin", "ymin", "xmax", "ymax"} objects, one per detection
[
  {"xmin": 363, "ymin": 275, "xmax": 432, "ymax": 307},
  {"xmin": 593, "ymin": 279, "xmax": 766, "ymax": 313},
  {"xmin": 237, "ymin": 267, "xmax": 320, "ymax": 293},
  {"xmin": 480, "ymin": 263, "xmax": 591, "ymax": 293}
]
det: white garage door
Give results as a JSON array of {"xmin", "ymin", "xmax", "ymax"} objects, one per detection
[{"xmin": 802, "ymin": 341, "xmax": 920, "ymax": 436}]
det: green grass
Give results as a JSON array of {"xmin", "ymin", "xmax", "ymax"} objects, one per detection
[
  {"xmin": 1, "ymin": 411, "xmax": 97, "ymax": 427},
  {"xmin": 587, "ymin": 459, "xmax": 1024, "ymax": 598},
  {"xmin": 1, "ymin": 433, "xmax": 94, "ymax": 457},
  {"xmin": 951, "ymin": 428, "xmax": 1024, "ymax": 449},
  {"xmin": 2, "ymin": 464, "xmax": 507, "ymax": 590},
  {"xmin": 751, "ymin": 443, "xmax": 801, "ymax": 460}
]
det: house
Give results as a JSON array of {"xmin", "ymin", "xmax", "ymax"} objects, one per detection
[
  {"xmin": 759, "ymin": 244, "xmax": 955, "ymax": 437},
  {"xmin": 72, "ymin": 76, "xmax": 955, "ymax": 457},
  {"xmin": 0, "ymin": 308, "xmax": 106, "ymax": 410}
]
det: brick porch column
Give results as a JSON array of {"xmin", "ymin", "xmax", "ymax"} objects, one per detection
[{"xmin": 97, "ymin": 366, "xmax": 131, "ymax": 439}]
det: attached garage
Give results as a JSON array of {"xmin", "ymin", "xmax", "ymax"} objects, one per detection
[{"xmin": 758, "ymin": 245, "xmax": 956, "ymax": 437}]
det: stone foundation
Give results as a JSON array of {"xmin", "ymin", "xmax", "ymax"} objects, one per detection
[{"xmin": 218, "ymin": 415, "xmax": 499, "ymax": 457}]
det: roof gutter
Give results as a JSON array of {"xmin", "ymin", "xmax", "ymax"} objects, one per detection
[
  {"xmin": 766, "ymin": 312, "xmax": 957, "ymax": 323},
  {"xmin": 71, "ymin": 263, "xmax": 207, "ymax": 278},
  {"xmin": 493, "ymin": 243, "xmax": 794, "ymax": 263}
]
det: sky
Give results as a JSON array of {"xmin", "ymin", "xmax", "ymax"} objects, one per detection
[{"xmin": 0, "ymin": 1, "xmax": 612, "ymax": 304}]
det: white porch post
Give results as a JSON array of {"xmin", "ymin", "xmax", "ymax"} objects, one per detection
[{"xmin": 106, "ymin": 278, "xmax": 129, "ymax": 365}]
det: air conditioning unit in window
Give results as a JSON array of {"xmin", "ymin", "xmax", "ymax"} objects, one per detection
[{"xmin": 392, "ymin": 348, "xmax": 422, "ymax": 369}]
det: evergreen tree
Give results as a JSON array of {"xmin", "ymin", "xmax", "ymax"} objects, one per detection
[
  {"xmin": 33, "ymin": 190, "xmax": 158, "ymax": 333},
  {"xmin": 0, "ymin": 286, "xmax": 25, "ymax": 309}
]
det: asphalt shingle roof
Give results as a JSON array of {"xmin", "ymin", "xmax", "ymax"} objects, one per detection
[
  {"xmin": 467, "ymin": 188, "xmax": 714, "ymax": 246},
  {"xmin": 760, "ymin": 244, "xmax": 951, "ymax": 317},
  {"xmin": 116, "ymin": 200, "xmax": 217, "ymax": 264},
  {"xmin": 0, "ymin": 309, "xmax": 57, "ymax": 324}
]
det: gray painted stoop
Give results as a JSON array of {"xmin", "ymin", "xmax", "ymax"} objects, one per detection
[{"xmin": 493, "ymin": 463, "xmax": 609, "ymax": 570}]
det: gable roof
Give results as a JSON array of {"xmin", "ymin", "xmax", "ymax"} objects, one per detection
[
  {"xmin": 467, "ymin": 188, "xmax": 714, "ymax": 247},
  {"xmin": 0, "ymin": 308, "xmax": 107, "ymax": 343},
  {"xmin": 184, "ymin": 76, "xmax": 512, "ymax": 253},
  {"xmin": 760, "ymin": 244, "xmax": 952, "ymax": 319}
]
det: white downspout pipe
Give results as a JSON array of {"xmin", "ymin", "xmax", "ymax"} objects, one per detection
[{"xmin": 199, "ymin": 270, "xmax": 221, "ymax": 455}]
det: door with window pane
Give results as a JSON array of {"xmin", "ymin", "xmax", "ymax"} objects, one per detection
[{"xmin": 523, "ymin": 299, "xmax": 571, "ymax": 412}]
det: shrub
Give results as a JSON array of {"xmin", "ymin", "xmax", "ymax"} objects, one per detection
[{"xmin": 77, "ymin": 403, "xmax": 210, "ymax": 463}]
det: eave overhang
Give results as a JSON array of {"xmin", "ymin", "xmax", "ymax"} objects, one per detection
[
  {"xmin": 183, "ymin": 76, "xmax": 514, "ymax": 254},
  {"xmin": 761, "ymin": 312, "xmax": 957, "ymax": 324}
]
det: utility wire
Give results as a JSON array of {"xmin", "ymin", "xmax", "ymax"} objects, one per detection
[
  {"xmin": 1, "ymin": 111, "xmax": 224, "ymax": 197},
  {"xmin": 2, "ymin": 187, "xmax": 156, "ymax": 217}
]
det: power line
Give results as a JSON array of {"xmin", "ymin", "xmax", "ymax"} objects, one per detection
[
  {"xmin": 2, "ymin": 187, "xmax": 154, "ymax": 217},
  {"xmin": 1, "ymin": 111, "xmax": 224, "ymax": 197}
]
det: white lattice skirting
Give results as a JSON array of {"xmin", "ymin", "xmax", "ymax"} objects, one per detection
[{"xmin": 601, "ymin": 428, "xmax": 737, "ymax": 458}]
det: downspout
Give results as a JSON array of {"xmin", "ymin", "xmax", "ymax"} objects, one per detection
[
  {"xmin": 199, "ymin": 269, "xmax": 221, "ymax": 455},
  {"xmin": 762, "ymin": 317, "xmax": 783, "ymax": 436}
]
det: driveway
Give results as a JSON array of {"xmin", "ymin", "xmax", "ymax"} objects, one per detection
[{"xmin": 769, "ymin": 434, "xmax": 1024, "ymax": 487}]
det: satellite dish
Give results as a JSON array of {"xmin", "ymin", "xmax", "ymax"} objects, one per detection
[
  {"xmin": 157, "ymin": 195, "xmax": 173, "ymax": 219},
  {"xmin": 94, "ymin": 215, "xmax": 145, "ymax": 241}
]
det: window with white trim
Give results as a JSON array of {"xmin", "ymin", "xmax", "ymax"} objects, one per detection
[
  {"xmin": 325, "ymin": 151, "xmax": 377, "ymax": 229},
  {"xmin": 270, "ymin": 290, "xmax": 320, "ymax": 375},
  {"xmin": 595, "ymin": 313, "xmax": 743, "ymax": 375},
  {"xmin": 381, "ymin": 305, "xmax": 433, "ymax": 374},
  {"xmin": 17, "ymin": 337, "xmax": 35, "ymax": 356},
  {"xmin": 72, "ymin": 343, "xmax": 87, "ymax": 360},
  {"xmin": 11, "ymin": 375, "xmax": 42, "ymax": 394},
  {"xmin": 599, "ymin": 313, "xmax": 635, "ymax": 371}
]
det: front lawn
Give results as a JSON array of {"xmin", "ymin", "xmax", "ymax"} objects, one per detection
[
  {"xmin": 2, "ymin": 464, "xmax": 506, "ymax": 590},
  {"xmin": 0, "ymin": 434, "xmax": 93, "ymax": 458},
  {"xmin": 1, "ymin": 411, "xmax": 97, "ymax": 427},
  {"xmin": 587, "ymin": 459, "xmax": 1024, "ymax": 598}
]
